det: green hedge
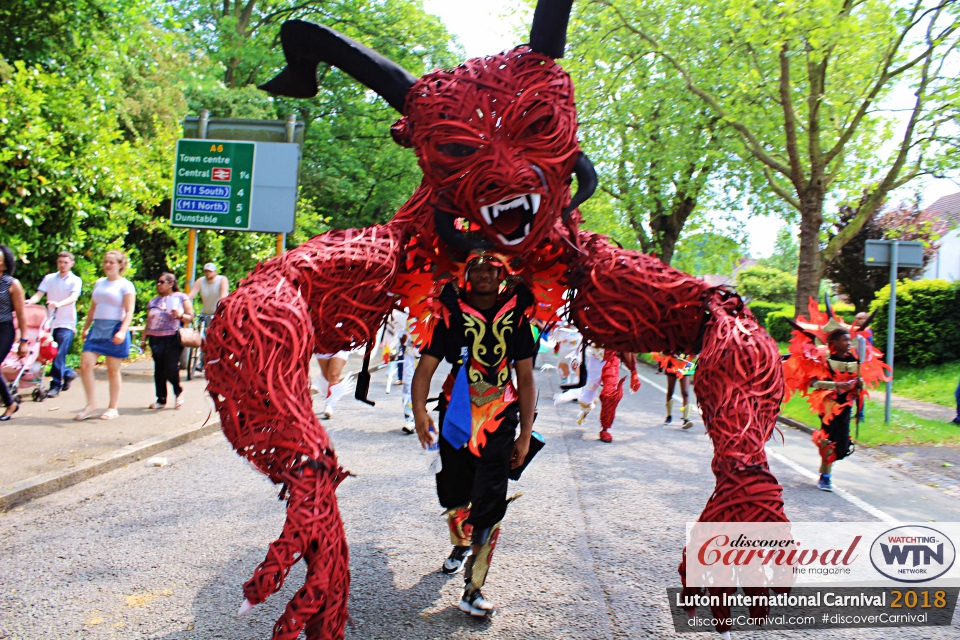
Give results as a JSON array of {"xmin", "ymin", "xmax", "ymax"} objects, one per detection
[
  {"xmin": 870, "ymin": 279, "xmax": 960, "ymax": 367},
  {"xmin": 747, "ymin": 301, "xmax": 790, "ymax": 326},
  {"xmin": 766, "ymin": 310, "xmax": 796, "ymax": 343},
  {"xmin": 763, "ymin": 301, "xmax": 856, "ymax": 344}
]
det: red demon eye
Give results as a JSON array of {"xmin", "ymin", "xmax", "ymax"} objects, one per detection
[
  {"xmin": 438, "ymin": 142, "xmax": 479, "ymax": 157},
  {"xmin": 519, "ymin": 114, "xmax": 552, "ymax": 139}
]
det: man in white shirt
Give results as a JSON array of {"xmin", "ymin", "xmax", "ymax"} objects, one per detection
[{"xmin": 27, "ymin": 252, "xmax": 83, "ymax": 397}]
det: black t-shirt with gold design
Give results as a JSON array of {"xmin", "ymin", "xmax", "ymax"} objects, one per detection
[{"xmin": 423, "ymin": 282, "xmax": 537, "ymax": 384}]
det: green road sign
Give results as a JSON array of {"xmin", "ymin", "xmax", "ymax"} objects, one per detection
[{"xmin": 172, "ymin": 139, "xmax": 254, "ymax": 230}]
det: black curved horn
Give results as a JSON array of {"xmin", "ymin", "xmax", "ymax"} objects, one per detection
[
  {"xmin": 529, "ymin": 0, "xmax": 575, "ymax": 58},
  {"xmin": 563, "ymin": 152, "xmax": 598, "ymax": 222},
  {"xmin": 824, "ymin": 293, "xmax": 834, "ymax": 319},
  {"xmin": 259, "ymin": 20, "xmax": 417, "ymax": 113},
  {"xmin": 785, "ymin": 318, "xmax": 818, "ymax": 342}
]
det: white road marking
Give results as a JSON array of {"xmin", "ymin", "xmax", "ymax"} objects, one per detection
[
  {"xmin": 766, "ymin": 449, "xmax": 898, "ymax": 523},
  {"xmin": 636, "ymin": 373, "xmax": 668, "ymax": 393}
]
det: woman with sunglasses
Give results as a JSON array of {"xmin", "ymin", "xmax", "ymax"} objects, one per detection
[{"xmin": 141, "ymin": 273, "xmax": 193, "ymax": 410}]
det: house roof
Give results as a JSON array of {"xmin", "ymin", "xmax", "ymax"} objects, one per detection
[{"xmin": 926, "ymin": 192, "xmax": 960, "ymax": 228}]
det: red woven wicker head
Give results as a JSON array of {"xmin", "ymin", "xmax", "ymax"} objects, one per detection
[
  {"xmin": 260, "ymin": 0, "xmax": 596, "ymax": 259},
  {"xmin": 391, "ymin": 48, "xmax": 579, "ymax": 254}
]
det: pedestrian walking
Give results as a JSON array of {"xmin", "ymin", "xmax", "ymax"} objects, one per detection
[
  {"xmin": 0, "ymin": 245, "xmax": 29, "ymax": 421},
  {"xmin": 141, "ymin": 273, "xmax": 193, "ymax": 410},
  {"xmin": 412, "ymin": 253, "xmax": 537, "ymax": 618},
  {"xmin": 26, "ymin": 251, "xmax": 82, "ymax": 397},
  {"xmin": 75, "ymin": 250, "xmax": 135, "ymax": 421},
  {"xmin": 952, "ymin": 377, "xmax": 960, "ymax": 425},
  {"xmin": 188, "ymin": 263, "xmax": 229, "ymax": 326}
]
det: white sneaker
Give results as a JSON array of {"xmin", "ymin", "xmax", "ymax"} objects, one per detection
[
  {"xmin": 459, "ymin": 589, "xmax": 494, "ymax": 617},
  {"xmin": 441, "ymin": 546, "xmax": 471, "ymax": 574},
  {"xmin": 322, "ymin": 406, "xmax": 333, "ymax": 420}
]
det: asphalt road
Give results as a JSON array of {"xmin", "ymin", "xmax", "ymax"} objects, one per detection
[{"xmin": 1, "ymin": 354, "xmax": 957, "ymax": 639}]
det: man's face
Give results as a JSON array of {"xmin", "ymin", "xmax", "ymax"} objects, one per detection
[
  {"xmin": 468, "ymin": 262, "xmax": 502, "ymax": 295},
  {"xmin": 831, "ymin": 333, "xmax": 851, "ymax": 356},
  {"xmin": 57, "ymin": 256, "xmax": 73, "ymax": 273},
  {"xmin": 204, "ymin": 269, "xmax": 216, "ymax": 280}
]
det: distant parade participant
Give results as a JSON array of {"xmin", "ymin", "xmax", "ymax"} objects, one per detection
[
  {"xmin": 412, "ymin": 253, "xmax": 536, "ymax": 618},
  {"xmin": 401, "ymin": 324, "xmax": 420, "ymax": 434},
  {"xmin": 575, "ymin": 346, "xmax": 640, "ymax": 442},
  {"xmin": 653, "ymin": 352, "xmax": 696, "ymax": 429},
  {"xmin": 552, "ymin": 321, "xmax": 582, "ymax": 385}
]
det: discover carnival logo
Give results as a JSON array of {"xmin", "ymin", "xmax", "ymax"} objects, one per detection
[{"xmin": 869, "ymin": 525, "xmax": 956, "ymax": 583}]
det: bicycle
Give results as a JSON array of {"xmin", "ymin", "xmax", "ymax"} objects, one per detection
[{"xmin": 185, "ymin": 314, "xmax": 212, "ymax": 381}]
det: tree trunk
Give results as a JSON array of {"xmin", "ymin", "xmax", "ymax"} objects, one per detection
[{"xmin": 794, "ymin": 189, "xmax": 824, "ymax": 313}]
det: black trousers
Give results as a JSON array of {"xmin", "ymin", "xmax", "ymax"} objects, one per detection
[
  {"xmin": 149, "ymin": 335, "xmax": 183, "ymax": 403},
  {"xmin": 0, "ymin": 322, "xmax": 14, "ymax": 407},
  {"xmin": 823, "ymin": 404, "xmax": 852, "ymax": 460},
  {"xmin": 437, "ymin": 401, "xmax": 517, "ymax": 530}
]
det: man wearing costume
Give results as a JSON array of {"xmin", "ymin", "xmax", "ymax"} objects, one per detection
[{"xmin": 411, "ymin": 253, "xmax": 537, "ymax": 617}]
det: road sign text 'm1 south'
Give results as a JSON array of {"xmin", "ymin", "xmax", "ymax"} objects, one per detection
[{"xmin": 172, "ymin": 139, "xmax": 254, "ymax": 230}]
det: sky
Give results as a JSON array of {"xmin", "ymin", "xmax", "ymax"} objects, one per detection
[{"xmin": 421, "ymin": 0, "xmax": 960, "ymax": 259}]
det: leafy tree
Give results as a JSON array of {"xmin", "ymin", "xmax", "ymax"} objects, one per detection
[
  {"xmin": 598, "ymin": 0, "xmax": 960, "ymax": 310},
  {"xmin": 735, "ymin": 265, "xmax": 797, "ymax": 304},
  {"xmin": 174, "ymin": 0, "xmax": 463, "ymax": 231},
  {"xmin": 672, "ymin": 231, "xmax": 745, "ymax": 277},
  {"xmin": 566, "ymin": 2, "xmax": 766, "ymax": 264},
  {"xmin": 0, "ymin": 59, "xmax": 172, "ymax": 288},
  {"xmin": 824, "ymin": 199, "xmax": 946, "ymax": 311},
  {"xmin": 759, "ymin": 226, "xmax": 800, "ymax": 275}
]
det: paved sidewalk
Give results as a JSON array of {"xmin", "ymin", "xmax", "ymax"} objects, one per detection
[
  {"xmin": 0, "ymin": 360, "xmax": 216, "ymax": 491},
  {"xmin": 891, "ymin": 393, "xmax": 955, "ymax": 422}
]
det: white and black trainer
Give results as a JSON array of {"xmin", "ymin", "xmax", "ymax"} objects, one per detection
[
  {"xmin": 459, "ymin": 588, "xmax": 494, "ymax": 617},
  {"xmin": 441, "ymin": 546, "xmax": 471, "ymax": 574}
]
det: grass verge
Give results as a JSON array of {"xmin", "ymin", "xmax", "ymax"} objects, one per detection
[
  {"xmin": 780, "ymin": 394, "xmax": 960, "ymax": 448},
  {"xmin": 888, "ymin": 361, "xmax": 959, "ymax": 409}
]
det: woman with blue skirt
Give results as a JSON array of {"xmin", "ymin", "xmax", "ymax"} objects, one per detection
[{"xmin": 76, "ymin": 250, "xmax": 135, "ymax": 420}]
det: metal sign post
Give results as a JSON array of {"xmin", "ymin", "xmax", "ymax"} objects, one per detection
[
  {"xmin": 863, "ymin": 239, "xmax": 924, "ymax": 423},
  {"xmin": 885, "ymin": 241, "xmax": 898, "ymax": 423}
]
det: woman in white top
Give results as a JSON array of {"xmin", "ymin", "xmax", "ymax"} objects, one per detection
[{"xmin": 76, "ymin": 250, "xmax": 136, "ymax": 420}]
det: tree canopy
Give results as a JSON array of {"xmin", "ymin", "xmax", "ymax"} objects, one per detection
[{"xmin": 596, "ymin": 0, "xmax": 960, "ymax": 309}]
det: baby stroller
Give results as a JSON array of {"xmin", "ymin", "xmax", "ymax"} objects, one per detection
[{"xmin": 1, "ymin": 304, "xmax": 59, "ymax": 403}]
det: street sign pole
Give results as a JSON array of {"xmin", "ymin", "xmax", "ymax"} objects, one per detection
[
  {"xmin": 863, "ymin": 238, "xmax": 922, "ymax": 426},
  {"xmin": 885, "ymin": 241, "xmax": 898, "ymax": 424},
  {"xmin": 276, "ymin": 114, "xmax": 297, "ymax": 256},
  {"xmin": 185, "ymin": 109, "xmax": 210, "ymax": 291}
]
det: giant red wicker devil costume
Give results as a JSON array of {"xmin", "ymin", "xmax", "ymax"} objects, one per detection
[{"xmin": 203, "ymin": 0, "xmax": 789, "ymax": 636}]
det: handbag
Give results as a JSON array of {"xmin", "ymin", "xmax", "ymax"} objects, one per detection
[{"xmin": 178, "ymin": 326, "xmax": 202, "ymax": 348}]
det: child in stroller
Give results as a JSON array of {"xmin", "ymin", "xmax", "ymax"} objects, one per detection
[{"xmin": 1, "ymin": 304, "xmax": 59, "ymax": 404}]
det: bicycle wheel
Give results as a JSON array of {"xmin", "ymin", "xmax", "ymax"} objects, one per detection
[{"xmin": 186, "ymin": 346, "xmax": 196, "ymax": 381}]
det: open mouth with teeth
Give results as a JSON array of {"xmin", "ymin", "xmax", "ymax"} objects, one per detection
[{"xmin": 479, "ymin": 194, "xmax": 542, "ymax": 246}]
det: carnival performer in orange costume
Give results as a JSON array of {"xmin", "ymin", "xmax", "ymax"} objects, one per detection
[
  {"xmin": 652, "ymin": 352, "xmax": 697, "ymax": 428},
  {"xmin": 783, "ymin": 297, "xmax": 890, "ymax": 491}
]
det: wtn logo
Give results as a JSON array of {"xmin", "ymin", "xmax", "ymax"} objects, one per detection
[
  {"xmin": 871, "ymin": 526, "xmax": 956, "ymax": 583},
  {"xmin": 880, "ymin": 543, "xmax": 944, "ymax": 567}
]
